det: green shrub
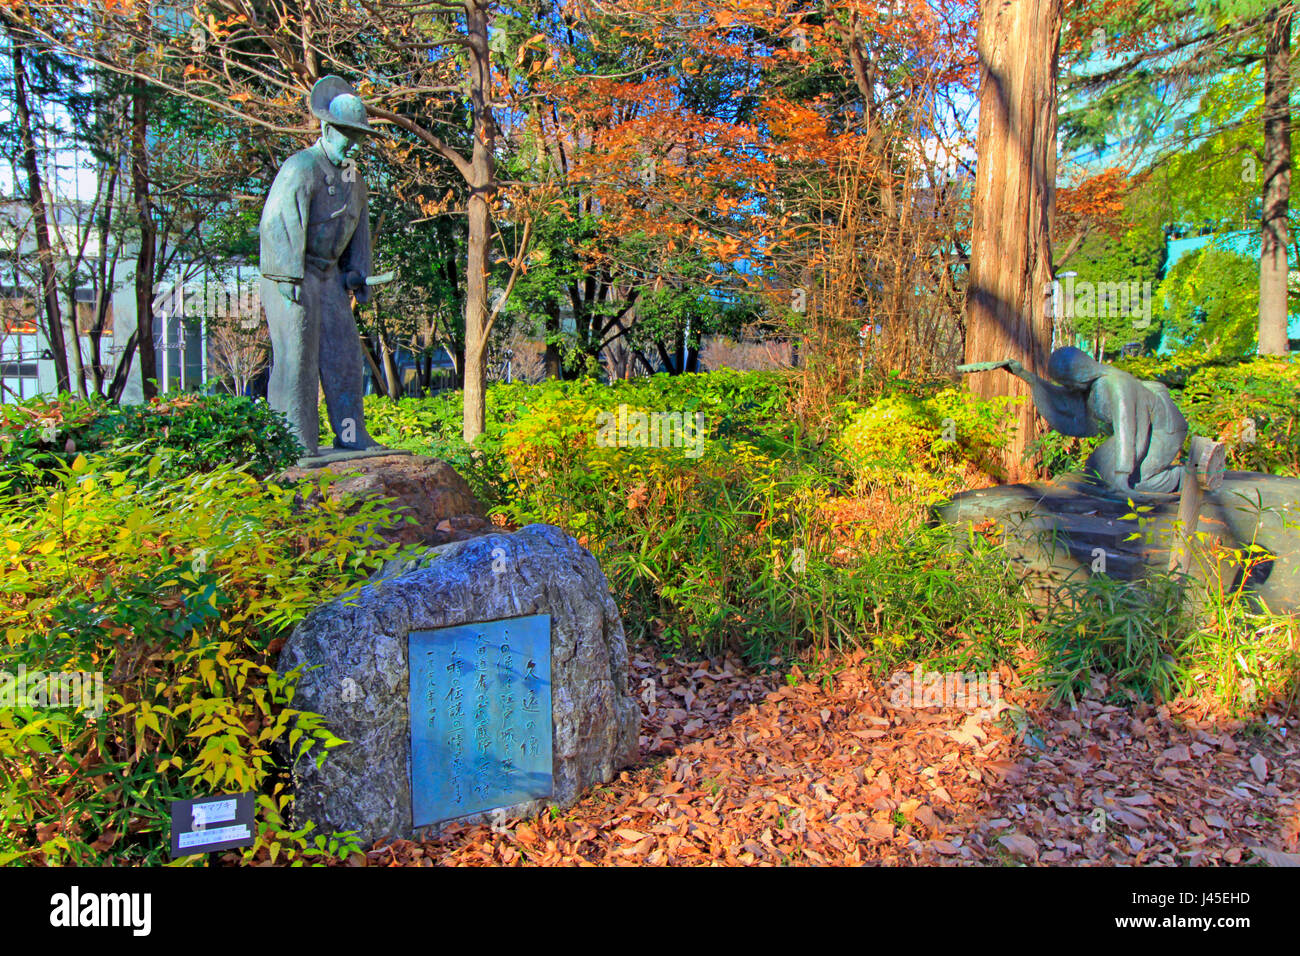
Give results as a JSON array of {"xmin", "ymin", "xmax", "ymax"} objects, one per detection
[
  {"xmin": 1112, "ymin": 348, "xmax": 1230, "ymax": 390},
  {"xmin": 84, "ymin": 393, "xmax": 302, "ymax": 480},
  {"xmin": 0, "ymin": 396, "xmax": 105, "ymax": 497},
  {"xmin": 470, "ymin": 375, "xmax": 1025, "ymax": 666},
  {"xmin": 319, "ymin": 372, "xmax": 1026, "ymax": 668},
  {"xmin": 0, "ymin": 393, "xmax": 301, "ymax": 499},
  {"xmin": 1179, "ymin": 357, "xmax": 1300, "ymax": 475},
  {"xmin": 0, "ymin": 454, "xmax": 399, "ymax": 865},
  {"xmin": 1028, "ymin": 428, "xmax": 1105, "ymax": 478},
  {"xmin": 1033, "ymin": 526, "xmax": 1300, "ymax": 712},
  {"xmin": 1033, "ymin": 573, "xmax": 1196, "ymax": 707},
  {"xmin": 318, "ymin": 370, "xmax": 804, "ymax": 509},
  {"xmin": 837, "ymin": 388, "xmax": 1013, "ymax": 501},
  {"xmin": 506, "ymin": 433, "xmax": 1029, "ymax": 667}
]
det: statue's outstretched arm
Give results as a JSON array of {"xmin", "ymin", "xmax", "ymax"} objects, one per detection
[{"xmin": 959, "ymin": 359, "xmax": 1096, "ymax": 438}]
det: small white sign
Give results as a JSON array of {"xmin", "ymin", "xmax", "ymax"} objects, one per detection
[
  {"xmin": 178, "ymin": 824, "xmax": 251, "ymax": 849},
  {"xmin": 170, "ymin": 791, "xmax": 256, "ymax": 858},
  {"xmin": 191, "ymin": 799, "xmax": 238, "ymax": 827}
]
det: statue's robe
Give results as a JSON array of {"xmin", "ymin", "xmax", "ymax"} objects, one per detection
[
  {"xmin": 259, "ymin": 142, "xmax": 375, "ymax": 456},
  {"xmin": 1026, "ymin": 369, "xmax": 1187, "ymax": 494}
]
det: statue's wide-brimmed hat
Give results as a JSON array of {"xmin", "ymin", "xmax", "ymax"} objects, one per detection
[{"xmin": 310, "ymin": 75, "xmax": 385, "ymax": 137}]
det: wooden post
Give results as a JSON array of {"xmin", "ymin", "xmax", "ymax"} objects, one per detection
[{"xmin": 1170, "ymin": 436, "xmax": 1227, "ymax": 574}]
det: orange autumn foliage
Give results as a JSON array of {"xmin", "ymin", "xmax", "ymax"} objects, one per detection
[{"xmin": 1056, "ymin": 166, "xmax": 1137, "ymax": 243}]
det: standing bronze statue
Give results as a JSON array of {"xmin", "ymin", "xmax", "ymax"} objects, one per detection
[
  {"xmin": 259, "ymin": 75, "xmax": 389, "ymax": 459},
  {"xmin": 960, "ymin": 346, "xmax": 1188, "ymax": 494}
]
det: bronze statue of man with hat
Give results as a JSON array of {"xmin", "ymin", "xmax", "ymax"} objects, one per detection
[{"xmin": 259, "ymin": 75, "xmax": 391, "ymax": 459}]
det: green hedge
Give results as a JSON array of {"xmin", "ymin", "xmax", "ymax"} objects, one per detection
[
  {"xmin": 0, "ymin": 394, "xmax": 301, "ymax": 498},
  {"xmin": 319, "ymin": 371, "xmax": 1027, "ymax": 666}
]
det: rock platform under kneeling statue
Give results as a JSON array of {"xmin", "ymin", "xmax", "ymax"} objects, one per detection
[
  {"xmin": 936, "ymin": 471, "xmax": 1300, "ymax": 614},
  {"xmin": 277, "ymin": 524, "xmax": 640, "ymax": 845}
]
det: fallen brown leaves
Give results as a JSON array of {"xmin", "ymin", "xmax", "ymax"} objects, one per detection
[{"xmin": 354, "ymin": 646, "xmax": 1300, "ymax": 867}]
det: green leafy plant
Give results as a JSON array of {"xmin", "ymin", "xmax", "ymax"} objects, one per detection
[
  {"xmin": 837, "ymin": 387, "xmax": 1014, "ymax": 500},
  {"xmin": 472, "ymin": 375, "xmax": 1027, "ymax": 667},
  {"xmin": 1179, "ymin": 357, "xmax": 1300, "ymax": 475},
  {"xmin": 0, "ymin": 393, "xmax": 302, "ymax": 499},
  {"xmin": 0, "ymin": 454, "xmax": 397, "ymax": 865},
  {"xmin": 1033, "ymin": 494, "xmax": 1300, "ymax": 713},
  {"xmin": 1032, "ymin": 572, "xmax": 1196, "ymax": 707},
  {"xmin": 1156, "ymin": 245, "xmax": 1260, "ymax": 359}
]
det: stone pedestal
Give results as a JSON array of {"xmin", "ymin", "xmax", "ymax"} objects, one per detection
[
  {"xmin": 936, "ymin": 471, "xmax": 1300, "ymax": 613},
  {"xmin": 295, "ymin": 446, "xmax": 412, "ymax": 469},
  {"xmin": 283, "ymin": 452, "xmax": 491, "ymax": 547},
  {"xmin": 276, "ymin": 524, "xmax": 640, "ymax": 845}
]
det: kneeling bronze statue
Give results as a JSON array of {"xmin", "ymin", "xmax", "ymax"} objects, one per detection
[{"xmin": 961, "ymin": 346, "xmax": 1187, "ymax": 494}]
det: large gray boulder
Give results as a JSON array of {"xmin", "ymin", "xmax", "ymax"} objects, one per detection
[{"xmin": 277, "ymin": 523, "xmax": 639, "ymax": 844}]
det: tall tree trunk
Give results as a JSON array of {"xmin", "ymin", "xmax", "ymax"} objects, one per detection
[
  {"xmin": 361, "ymin": 334, "xmax": 387, "ymax": 394},
  {"xmin": 964, "ymin": 0, "xmax": 1063, "ymax": 480},
  {"xmin": 451, "ymin": 343, "xmax": 466, "ymax": 386},
  {"xmin": 131, "ymin": 79, "xmax": 158, "ymax": 400},
  {"xmin": 463, "ymin": 184, "xmax": 490, "ymax": 437},
  {"xmin": 543, "ymin": 301, "xmax": 562, "ymax": 379},
  {"xmin": 415, "ymin": 324, "xmax": 432, "ymax": 395},
  {"xmin": 381, "ymin": 337, "xmax": 402, "ymax": 398},
  {"xmin": 64, "ymin": 278, "xmax": 88, "ymax": 397},
  {"xmin": 107, "ymin": 330, "xmax": 138, "ymax": 403},
  {"xmin": 90, "ymin": 165, "xmax": 119, "ymax": 396},
  {"xmin": 1259, "ymin": 5, "xmax": 1293, "ymax": 356},
  {"xmin": 10, "ymin": 34, "xmax": 71, "ymax": 394},
  {"xmin": 461, "ymin": 0, "xmax": 497, "ymax": 441}
]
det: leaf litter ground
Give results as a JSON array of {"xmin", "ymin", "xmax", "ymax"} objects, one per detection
[{"xmin": 339, "ymin": 645, "xmax": 1300, "ymax": 867}]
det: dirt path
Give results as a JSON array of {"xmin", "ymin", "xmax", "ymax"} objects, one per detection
[{"xmin": 361, "ymin": 648, "xmax": 1300, "ymax": 866}]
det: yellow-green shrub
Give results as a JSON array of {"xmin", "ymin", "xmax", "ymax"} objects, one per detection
[
  {"xmin": 837, "ymin": 388, "xmax": 1013, "ymax": 501},
  {"xmin": 1179, "ymin": 357, "xmax": 1300, "ymax": 475},
  {"xmin": 0, "ymin": 454, "xmax": 401, "ymax": 865}
]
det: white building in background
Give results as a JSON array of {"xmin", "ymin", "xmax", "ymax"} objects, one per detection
[
  {"xmin": 0, "ymin": 196, "xmax": 256, "ymax": 404},
  {"xmin": 0, "ymin": 258, "xmax": 236, "ymax": 405},
  {"xmin": 0, "ymin": 113, "xmax": 253, "ymax": 403},
  {"xmin": 122, "ymin": 261, "xmax": 263, "ymax": 400}
]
